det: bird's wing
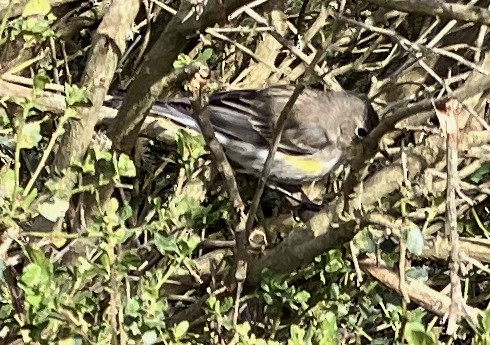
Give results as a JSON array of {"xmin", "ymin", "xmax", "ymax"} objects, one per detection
[
  {"xmin": 207, "ymin": 87, "xmax": 329, "ymax": 155},
  {"xmin": 205, "ymin": 89, "xmax": 275, "ymax": 148}
]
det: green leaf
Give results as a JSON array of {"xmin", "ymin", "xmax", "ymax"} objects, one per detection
[
  {"xmin": 120, "ymin": 203, "xmax": 133, "ymax": 222},
  {"xmin": 21, "ymin": 263, "xmax": 43, "ymax": 287},
  {"xmin": 26, "ymin": 293, "xmax": 42, "ymax": 310},
  {"xmin": 65, "ymin": 84, "xmax": 90, "ymax": 106},
  {"xmin": 289, "ymin": 324, "xmax": 305, "ymax": 345},
  {"xmin": 206, "ymin": 295, "xmax": 217, "ymax": 309},
  {"xmin": 353, "ymin": 228, "xmax": 376, "ymax": 253},
  {"xmin": 405, "ymin": 266, "xmax": 429, "ymax": 283},
  {"xmin": 262, "ymin": 293, "xmax": 273, "ymax": 305},
  {"xmin": 18, "ymin": 122, "xmax": 42, "ymax": 149},
  {"xmin": 0, "ymin": 260, "xmax": 6, "ymax": 282},
  {"xmin": 235, "ymin": 322, "xmax": 251, "ymax": 337},
  {"xmin": 481, "ymin": 305, "xmax": 490, "ymax": 332},
  {"xmin": 33, "ymin": 71, "xmax": 50, "ymax": 94},
  {"xmin": 21, "ymin": 187, "xmax": 38, "ymax": 210},
  {"xmin": 120, "ymin": 252, "xmax": 141, "ymax": 270},
  {"xmin": 294, "ymin": 290, "xmax": 310, "ymax": 304},
  {"xmin": 126, "ymin": 297, "xmax": 141, "ymax": 317},
  {"xmin": 81, "ymin": 153, "xmax": 96, "ymax": 174},
  {"xmin": 176, "ymin": 130, "xmax": 206, "ymax": 162},
  {"xmin": 316, "ymin": 311, "xmax": 339, "ymax": 345},
  {"xmin": 180, "ymin": 233, "xmax": 200, "ymax": 256},
  {"xmin": 142, "ymin": 330, "xmax": 158, "ymax": 345},
  {"xmin": 103, "ymin": 198, "xmax": 119, "ymax": 225},
  {"xmin": 470, "ymin": 162, "xmax": 490, "ymax": 183},
  {"xmin": 325, "ymin": 249, "xmax": 344, "ymax": 272},
  {"xmin": 58, "ymin": 337, "xmax": 83, "ymax": 345},
  {"xmin": 154, "ymin": 233, "xmax": 179, "ymax": 255},
  {"xmin": 404, "ymin": 321, "xmax": 436, "ymax": 345},
  {"xmin": 22, "ymin": 0, "xmax": 51, "ymax": 17},
  {"xmin": 197, "ymin": 48, "xmax": 214, "ymax": 63},
  {"xmin": 37, "ymin": 197, "xmax": 69, "ymax": 222},
  {"xmin": 220, "ymin": 296, "xmax": 233, "ymax": 313},
  {"xmin": 0, "ymin": 168, "xmax": 16, "ymax": 198},
  {"xmin": 93, "ymin": 145, "xmax": 112, "ymax": 161},
  {"xmin": 173, "ymin": 53, "xmax": 192, "ymax": 69},
  {"xmin": 117, "ymin": 153, "xmax": 136, "ymax": 177},
  {"xmin": 406, "ymin": 224, "xmax": 424, "ymax": 256},
  {"xmin": 172, "ymin": 321, "xmax": 189, "ymax": 341}
]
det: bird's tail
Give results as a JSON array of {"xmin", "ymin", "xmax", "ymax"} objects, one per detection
[{"xmin": 104, "ymin": 95, "xmax": 201, "ymax": 132}]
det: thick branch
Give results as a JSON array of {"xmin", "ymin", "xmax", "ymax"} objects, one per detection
[
  {"xmin": 359, "ymin": 256, "xmax": 480, "ymax": 326},
  {"xmin": 52, "ymin": 0, "xmax": 140, "ymax": 174}
]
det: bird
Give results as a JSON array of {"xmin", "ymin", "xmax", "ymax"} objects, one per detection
[{"xmin": 107, "ymin": 85, "xmax": 378, "ymax": 185}]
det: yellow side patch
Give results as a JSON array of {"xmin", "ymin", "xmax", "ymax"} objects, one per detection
[{"xmin": 281, "ymin": 154, "xmax": 324, "ymax": 174}]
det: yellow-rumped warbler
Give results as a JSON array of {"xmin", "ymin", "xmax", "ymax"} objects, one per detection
[{"xmin": 110, "ymin": 85, "xmax": 378, "ymax": 185}]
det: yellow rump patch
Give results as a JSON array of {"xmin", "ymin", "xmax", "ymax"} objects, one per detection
[{"xmin": 282, "ymin": 154, "xmax": 324, "ymax": 174}]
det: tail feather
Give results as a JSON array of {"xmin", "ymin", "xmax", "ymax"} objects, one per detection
[
  {"xmin": 104, "ymin": 95, "xmax": 200, "ymax": 132},
  {"xmin": 150, "ymin": 99, "xmax": 200, "ymax": 132}
]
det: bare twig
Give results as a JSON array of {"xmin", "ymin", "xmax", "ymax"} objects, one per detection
[
  {"xmin": 363, "ymin": 0, "xmax": 490, "ymax": 26},
  {"xmin": 359, "ymin": 255, "xmax": 480, "ymax": 326},
  {"xmin": 188, "ymin": 82, "xmax": 248, "ymax": 330},
  {"xmin": 206, "ymin": 27, "xmax": 280, "ymax": 74},
  {"xmin": 338, "ymin": 15, "xmax": 489, "ymax": 75},
  {"xmin": 436, "ymin": 98, "xmax": 464, "ymax": 335},
  {"xmin": 244, "ymin": 84, "xmax": 306, "ymax": 235}
]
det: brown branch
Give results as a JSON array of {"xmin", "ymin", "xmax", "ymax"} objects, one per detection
[
  {"xmin": 84, "ymin": 0, "xmax": 256, "ymax": 239},
  {"xmin": 437, "ymin": 99, "xmax": 464, "ymax": 335},
  {"xmin": 236, "ymin": 1, "xmax": 288, "ymax": 88},
  {"xmin": 361, "ymin": 72, "xmax": 490, "ymax": 169},
  {"xmin": 191, "ymin": 98, "xmax": 245, "ymax": 211},
  {"xmin": 358, "ymin": 255, "xmax": 480, "ymax": 326},
  {"xmin": 52, "ymin": 0, "xmax": 140, "ymax": 174},
  {"xmin": 367, "ymin": 212, "xmax": 490, "ymax": 266},
  {"xmin": 188, "ymin": 90, "xmax": 248, "ymax": 316},
  {"xmin": 0, "ymin": 77, "xmax": 189, "ymax": 147},
  {"xmin": 244, "ymin": 23, "xmax": 337, "ymax": 236},
  {"xmin": 363, "ymin": 0, "xmax": 490, "ymax": 26},
  {"xmin": 244, "ymin": 84, "xmax": 307, "ymax": 235},
  {"xmin": 2, "ymin": 1, "xmax": 140, "ymax": 232}
]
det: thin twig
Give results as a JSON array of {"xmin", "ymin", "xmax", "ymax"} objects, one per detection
[
  {"xmin": 363, "ymin": 0, "xmax": 490, "ymax": 26},
  {"xmin": 338, "ymin": 15, "xmax": 489, "ymax": 75},
  {"xmin": 436, "ymin": 99, "xmax": 464, "ymax": 335},
  {"xmin": 189, "ymin": 85, "xmax": 248, "ymax": 329},
  {"xmin": 206, "ymin": 27, "xmax": 280, "ymax": 73},
  {"xmin": 244, "ymin": 84, "xmax": 307, "ymax": 235},
  {"xmin": 359, "ymin": 255, "xmax": 480, "ymax": 326}
]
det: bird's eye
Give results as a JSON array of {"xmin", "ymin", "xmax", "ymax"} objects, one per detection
[{"xmin": 356, "ymin": 127, "xmax": 368, "ymax": 138}]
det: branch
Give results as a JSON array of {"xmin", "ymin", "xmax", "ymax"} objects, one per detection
[
  {"xmin": 437, "ymin": 99, "xmax": 464, "ymax": 334},
  {"xmin": 363, "ymin": 0, "xmax": 490, "ymax": 26},
  {"xmin": 358, "ymin": 255, "xmax": 480, "ymax": 327},
  {"xmin": 52, "ymin": 0, "xmax": 141, "ymax": 174}
]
